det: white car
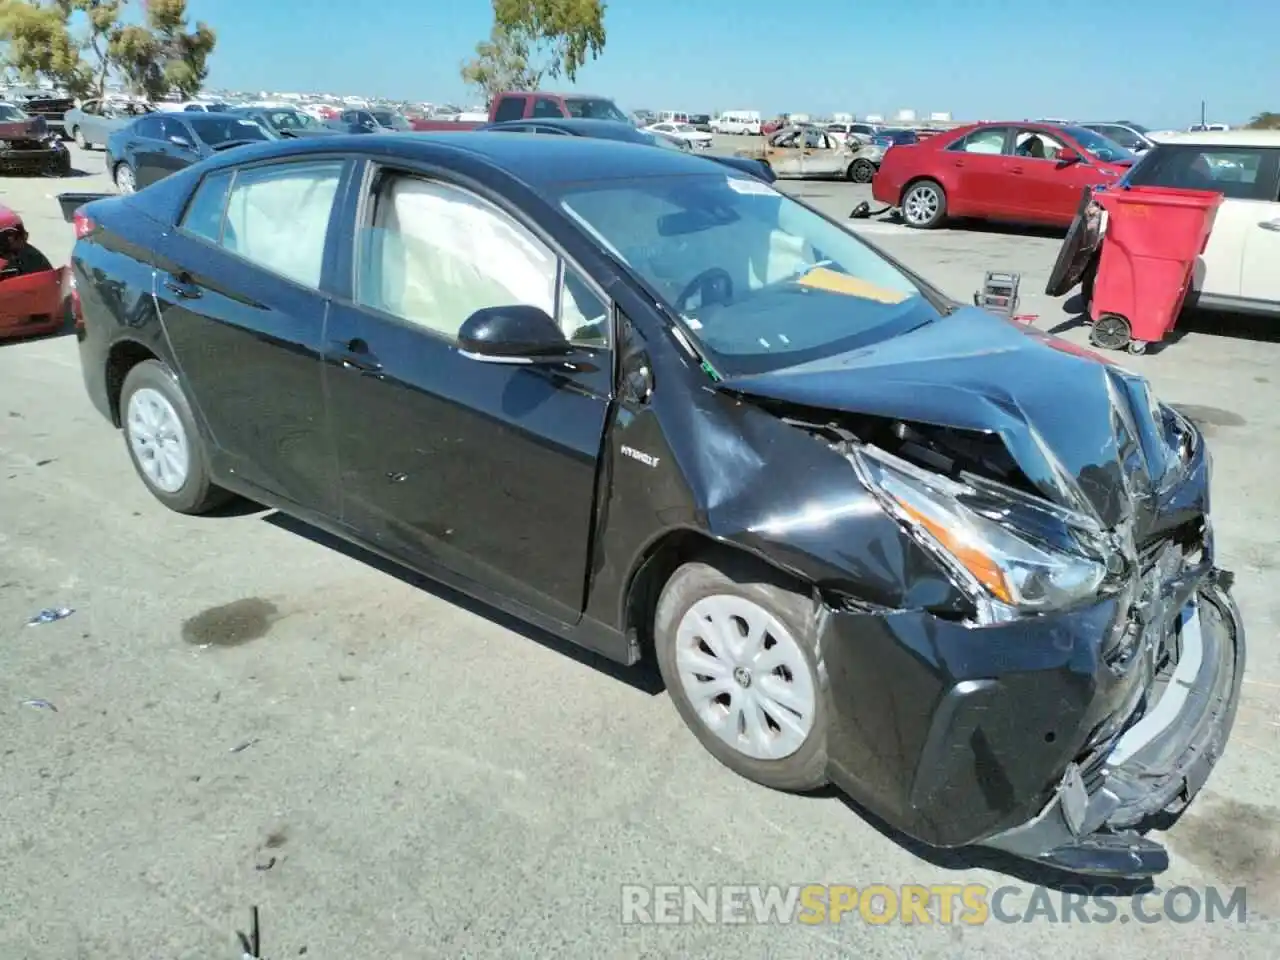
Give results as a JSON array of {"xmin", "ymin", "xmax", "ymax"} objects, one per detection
[
  {"xmin": 1049, "ymin": 129, "xmax": 1280, "ymax": 317},
  {"xmin": 646, "ymin": 122, "xmax": 713, "ymax": 149},
  {"xmin": 153, "ymin": 100, "xmax": 235, "ymax": 113}
]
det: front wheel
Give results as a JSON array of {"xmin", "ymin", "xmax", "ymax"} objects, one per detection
[
  {"xmin": 848, "ymin": 158, "xmax": 876, "ymax": 183},
  {"xmin": 114, "ymin": 162, "xmax": 135, "ymax": 194},
  {"xmin": 654, "ymin": 559, "xmax": 829, "ymax": 792},
  {"xmin": 120, "ymin": 359, "xmax": 232, "ymax": 515},
  {"xmin": 901, "ymin": 179, "xmax": 947, "ymax": 228}
]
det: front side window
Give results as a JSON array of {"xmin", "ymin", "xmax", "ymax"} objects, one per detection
[
  {"xmin": 133, "ymin": 115, "xmax": 165, "ymax": 140},
  {"xmin": 179, "ymin": 170, "xmax": 234, "ymax": 242},
  {"xmin": 1014, "ymin": 129, "xmax": 1069, "ymax": 161},
  {"xmin": 1060, "ymin": 125, "xmax": 1135, "ymax": 164},
  {"xmin": 356, "ymin": 177, "xmax": 609, "ymax": 346},
  {"xmin": 1126, "ymin": 145, "xmax": 1280, "ymax": 201},
  {"xmin": 557, "ymin": 172, "xmax": 937, "ymax": 376},
  {"xmin": 221, "ymin": 161, "xmax": 345, "ymax": 288},
  {"xmin": 563, "ymin": 97, "xmax": 629, "ymax": 122}
]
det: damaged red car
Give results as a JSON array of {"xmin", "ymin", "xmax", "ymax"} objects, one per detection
[
  {"xmin": 64, "ymin": 134, "xmax": 1242, "ymax": 878},
  {"xmin": 0, "ymin": 204, "xmax": 65, "ymax": 339}
]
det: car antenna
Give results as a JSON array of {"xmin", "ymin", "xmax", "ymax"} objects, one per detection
[{"xmin": 236, "ymin": 905, "xmax": 262, "ymax": 959}]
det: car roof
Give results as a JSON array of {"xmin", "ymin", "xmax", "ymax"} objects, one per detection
[
  {"xmin": 192, "ymin": 130, "xmax": 726, "ymax": 186},
  {"xmin": 1147, "ymin": 129, "xmax": 1280, "ymax": 147}
]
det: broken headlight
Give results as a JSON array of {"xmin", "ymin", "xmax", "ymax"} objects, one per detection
[{"xmin": 851, "ymin": 445, "xmax": 1108, "ymax": 619}]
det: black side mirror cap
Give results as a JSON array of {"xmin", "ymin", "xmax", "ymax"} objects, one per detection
[{"xmin": 457, "ymin": 305, "xmax": 572, "ymax": 363}]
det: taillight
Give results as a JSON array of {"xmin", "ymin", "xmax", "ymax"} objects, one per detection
[{"xmin": 73, "ymin": 210, "xmax": 96, "ymax": 239}]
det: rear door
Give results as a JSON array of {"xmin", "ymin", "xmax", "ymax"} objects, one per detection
[
  {"xmin": 323, "ymin": 164, "xmax": 614, "ymax": 622},
  {"xmin": 942, "ymin": 126, "xmax": 1019, "ymax": 217},
  {"xmin": 154, "ymin": 156, "xmax": 356, "ymax": 514}
]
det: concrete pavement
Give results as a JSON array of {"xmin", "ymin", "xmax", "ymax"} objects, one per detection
[{"xmin": 1, "ymin": 144, "xmax": 1277, "ymax": 958}]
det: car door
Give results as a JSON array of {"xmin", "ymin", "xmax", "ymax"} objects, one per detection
[
  {"xmin": 941, "ymin": 126, "xmax": 1019, "ymax": 218},
  {"xmin": 1230, "ymin": 149, "xmax": 1280, "ymax": 304},
  {"xmin": 1009, "ymin": 127, "xmax": 1099, "ymax": 223},
  {"xmin": 764, "ymin": 129, "xmax": 803, "ymax": 176},
  {"xmin": 801, "ymin": 129, "xmax": 844, "ymax": 177},
  {"xmin": 148, "ymin": 116, "xmax": 202, "ymax": 184},
  {"xmin": 152, "ymin": 157, "xmax": 356, "ymax": 515},
  {"xmin": 323, "ymin": 166, "xmax": 614, "ymax": 622},
  {"xmin": 125, "ymin": 115, "xmax": 171, "ymax": 187}
]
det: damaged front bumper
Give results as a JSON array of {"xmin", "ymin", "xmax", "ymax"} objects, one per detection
[
  {"xmin": 818, "ymin": 542, "xmax": 1244, "ymax": 879},
  {"xmin": 978, "ymin": 575, "xmax": 1243, "ymax": 876}
]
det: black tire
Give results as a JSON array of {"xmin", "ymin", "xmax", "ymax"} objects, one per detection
[
  {"xmin": 119, "ymin": 359, "xmax": 232, "ymax": 515},
  {"xmin": 50, "ymin": 152, "xmax": 72, "ymax": 177},
  {"xmin": 72, "ymin": 126, "xmax": 89, "ymax": 149},
  {"xmin": 900, "ymin": 178, "xmax": 947, "ymax": 229},
  {"xmin": 654, "ymin": 559, "xmax": 830, "ymax": 792},
  {"xmin": 848, "ymin": 158, "xmax": 876, "ymax": 183}
]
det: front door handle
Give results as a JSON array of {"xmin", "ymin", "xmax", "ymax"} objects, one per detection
[
  {"xmin": 330, "ymin": 337, "xmax": 383, "ymax": 375},
  {"xmin": 1258, "ymin": 219, "xmax": 1280, "ymax": 232},
  {"xmin": 1010, "ymin": 166, "xmax": 1025, "ymax": 175},
  {"xmin": 162, "ymin": 274, "xmax": 200, "ymax": 299},
  {"xmin": 953, "ymin": 159, "xmax": 965, "ymax": 167}
]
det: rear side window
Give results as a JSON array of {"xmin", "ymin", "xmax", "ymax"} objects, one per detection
[
  {"xmin": 949, "ymin": 127, "xmax": 1011, "ymax": 154},
  {"xmin": 221, "ymin": 160, "xmax": 346, "ymax": 288},
  {"xmin": 493, "ymin": 96, "xmax": 525, "ymax": 122},
  {"xmin": 1127, "ymin": 145, "xmax": 1280, "ymax": 201},
  {"xmin": 180, "ymin": 170, "xmax": 234, "ymax": 242}
]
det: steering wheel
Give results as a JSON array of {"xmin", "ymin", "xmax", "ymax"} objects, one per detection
[{"xmin": 675, "ymin": 268, "xmax": 734, "ymax": 313}]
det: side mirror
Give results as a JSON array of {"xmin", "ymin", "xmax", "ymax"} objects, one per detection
[
  {"xmin": 1058, "ymin": 148, "xmax": 1082, "ymax": 164},
  {"xmin": 457, "ymin": 305, "xmax": 571, "ymax": 363},
  {"xmin": 168, "ymin": 134, "xmax": 193, "ymax": 149}
]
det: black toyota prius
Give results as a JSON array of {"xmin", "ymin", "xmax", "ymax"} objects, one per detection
[{"xmin": 59, "ymin": 132, "xmax": 1244, "ymax": 879}]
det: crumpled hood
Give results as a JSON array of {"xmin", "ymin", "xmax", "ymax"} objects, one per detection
[{"xmin": 717, "ymin": 308, "xmax": 1183, "ymax": 532}]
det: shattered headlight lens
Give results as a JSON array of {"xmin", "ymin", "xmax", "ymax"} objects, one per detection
[{"xmin": 852, "ymin": 445, "xmax": 1107, "ymax": 615}]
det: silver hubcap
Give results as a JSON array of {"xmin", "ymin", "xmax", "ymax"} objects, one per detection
[
  {"xmin": 116, "ymin": 165, "xmax": 134, "ymax": 193},
  {"xmin": 904, "ymin": 185, "xmax": 940, "ymax": 224},
  {"xmin": 126, "ymin": 387, "xmax": 190, "ymax": 493},
  {"xmin": 74, "ymin": 129, "xmax": 85, "ymax": 147},
  {"xmin": 674, "ymin": 594, "xmax": 817, "ymax": 761}
]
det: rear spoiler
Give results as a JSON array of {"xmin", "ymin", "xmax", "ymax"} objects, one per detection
[{"xmin": 56, "ymin": 192, "xmax": 113, "ymax": 223}]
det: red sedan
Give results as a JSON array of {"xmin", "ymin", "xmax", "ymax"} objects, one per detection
[{"xmin": 871, "ymin": 121, "xmax": 1136, "ymax": 229}]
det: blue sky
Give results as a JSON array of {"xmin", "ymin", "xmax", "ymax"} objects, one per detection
[{"xmin": 193, "ymin": 0, "xmax": 1276, "ymax": 128}]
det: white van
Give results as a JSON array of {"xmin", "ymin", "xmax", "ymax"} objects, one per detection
[{"xmin": 711, "ymin": 110, "xmax": 762, "ymax": 135}]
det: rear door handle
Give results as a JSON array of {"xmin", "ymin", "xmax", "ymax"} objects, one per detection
[
  {"xmin": 163, "ymin": 274, "xmax": 200, "ymax": 299},
  {"xmin": 1258, "ymin": 219, "xmax": 1280, "ymax": 232},
  {"xmin": 330, "ymin": 337, "xmax": 383, "ymax": 375},
  {"xmin": 953, "ymin": 160, "xmax": 965, "ymax": 168}
]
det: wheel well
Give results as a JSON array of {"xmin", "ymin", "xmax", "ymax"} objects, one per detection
[
  {"xmin": 104, "ymin": 340, "xmax": 157, "ymax": 426},
  {"xmin": 623, "ymin": 530, "xmax": 812, "ymax": 665},
  {"xmin": 898, "ymin": 175, "xmax": 942, "ymax": 205}
]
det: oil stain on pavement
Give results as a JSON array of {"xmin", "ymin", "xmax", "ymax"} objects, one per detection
[
  {"xmin": 1169, "ymin": 796, "xmax": 1280, "ymax": 916},
  {"xmin": 1172, "ymin": 404, "xmax": 1246, "ymax": 437},
  {"xmin": 182, "ymin": 597, "xmax": 280, "ymax": 647}
]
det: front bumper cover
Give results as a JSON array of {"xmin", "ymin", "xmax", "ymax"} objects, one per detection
[{"xmin": 978, "ymin": 577, "xmax": 1243, "ymax": 877}]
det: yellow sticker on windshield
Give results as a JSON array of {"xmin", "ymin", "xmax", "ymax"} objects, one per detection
[{"xmin": 796, "ymin": 267, "xmax": 909, "ymax": 304}]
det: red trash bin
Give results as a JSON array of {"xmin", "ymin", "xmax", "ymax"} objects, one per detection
[{"xmin": 1088, "ymin": 185, "xmax": 1222, "ymax": 354}]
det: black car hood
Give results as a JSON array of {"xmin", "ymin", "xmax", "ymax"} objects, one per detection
[{"xmin": 717, "ymin": 307, "xmax": 1184, "ymax": 532}]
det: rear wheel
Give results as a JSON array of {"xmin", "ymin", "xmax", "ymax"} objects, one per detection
[
  {"xmin": 848, "ymin": 158, "xmax": 876, "ymax": 183},
  {"xmin": 654, "ymin": 559, "xmax": 829, "ymax": 792},
  {"xmin": 114, "ymin": 162, "xmax": 135, "ymax": 194},
  {"xmin": 901, "ymin": 179, "xmax": 947, "ymax": 228},
  {"xmin": 120, "ymin": 359, "xmax": 232, "ymax": 515}
]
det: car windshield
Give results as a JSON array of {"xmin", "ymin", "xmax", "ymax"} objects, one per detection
[
  {"xmin": 371, "ymin": 110, "xmax": 411, "ymax": 129},
  {"xmin": 187, "ymin": 114, "xmax": 271, "ymax": 146},
  {"xmin": 563, "ymin": 97, "xmax": 629, "ymax": 122},
  {"xmin": 0, "ymin": 103, "xmax": 26, "ymax": 121},
  {"xmin": 557, "ymin": 173, "xmax": 940, "ymax": 376},
  {"xmin": 265, "ymin": 109, "xmax": 318, "ymax": 130},
  {"xmin": 1062, "ymin": 125, "xmax": 1136, "ymax": 163}
]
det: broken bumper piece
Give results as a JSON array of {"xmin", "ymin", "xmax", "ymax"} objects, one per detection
[{"xmin": 979, "ymin": 580, "xmax": 1244, "ymax": 878}]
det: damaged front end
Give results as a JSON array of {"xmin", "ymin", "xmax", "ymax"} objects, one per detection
[{"xmin": 717, "ymin": 313, "xmax": 1245, "ymax": 877}]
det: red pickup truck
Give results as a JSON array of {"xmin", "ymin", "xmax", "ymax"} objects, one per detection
[{"xmin": 412, "ymin": 91, "xmax": 632, "ymax": 131}]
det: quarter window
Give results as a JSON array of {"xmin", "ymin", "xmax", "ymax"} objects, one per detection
[
  {"xmin": 356, "ymin": 176, "xmax": 609, "ymax": 346},
  {"xmin": 220, "ymin": 160, "xmax": 345, "ymax": 288}
]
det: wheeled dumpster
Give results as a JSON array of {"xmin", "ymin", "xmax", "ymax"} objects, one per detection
[{"xmin": 1088, "ymin": 186, "xmax": 1222, "ymax": 354}]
